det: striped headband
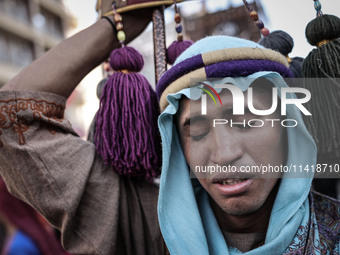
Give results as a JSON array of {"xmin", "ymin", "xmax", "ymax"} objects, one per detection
[{"xmin": 156, "ymin": 45, "xmax": 293, "ymax": 112}]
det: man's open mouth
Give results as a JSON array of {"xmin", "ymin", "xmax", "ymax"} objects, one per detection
[
  {"xmin": 216, "ymin": 178, "xmax": 250, "ymax": 185},
  {"xmin": 211, "ymin": 176, "xmax": 254, "ymax": 195}
]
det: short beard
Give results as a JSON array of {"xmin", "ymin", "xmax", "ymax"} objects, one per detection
[{"xmin": 221, "ymin": 201, "xmax": 264, "ymax": 216}]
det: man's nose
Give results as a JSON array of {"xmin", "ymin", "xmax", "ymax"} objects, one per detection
[{"xmin": 209, "ymin": 126, "xmax": 243, "ymax": 165}]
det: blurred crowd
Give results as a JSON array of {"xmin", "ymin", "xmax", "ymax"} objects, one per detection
[{"xmin": 0, "ymin": 179, "xmax": 70, "ymax": 254}]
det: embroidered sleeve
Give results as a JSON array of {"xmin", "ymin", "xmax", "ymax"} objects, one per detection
[
  {"xmin": 0, "ymin": 95, "xmax": 68, "ymax": 146},
  {"xmin": 0, "ymin": 90, "xmax": 117, "ymax": 254}
]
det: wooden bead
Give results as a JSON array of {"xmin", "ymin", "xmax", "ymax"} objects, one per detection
[
  {"xmin": 175, "ymin": 24, "xmax": 182, "ymax": 33},
  {"xmin": 117, "ymin": 30, "xmax": 126, "ymax": 42},
  {"xmin": 256, "ymin": 20, "xmax": 264, "ymax": 29},
  {"xmin": 174, "ymin": 13, "xmax": 181, "ymax": 23},
  {"xmin": 116, "ymin": 22, "xmax": 123, "ymax": 31},
  {"xmin": 261, "ymin": 28, "xmax": 270, "ymax": 37},
  {"xmin": 249, "ymin": 11, "xmax": 258, "ymax": 21},
  {"xmin": 177, "ymin": 33, "xmax": 183, "ymax": 41},
  {"xmin": 114, "ymin": 13, "xmax": 122, "ymax": 23}
]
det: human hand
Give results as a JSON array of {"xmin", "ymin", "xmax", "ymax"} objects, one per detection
[{"xmin": 97, "ymin": 0, "xmax": 153, "ymax": 44}]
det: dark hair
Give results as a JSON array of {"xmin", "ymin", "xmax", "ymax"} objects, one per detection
[
  {"xmin": 305, "ymin": 14, "xmax": 340, "ymax": 46},
  {"xmin": 289, "ymin": 57, "xmax": 304, "ymax": 78},
  {"xmin": 302, "ymin": 14, "xmax": 340, "ymax": 158},
  {"xmin": 96, "ymin": 77, "xmax": 108, "ymax": 99},
  {"xmin": 258, "ymin": 30, "xmax": 293, "ymax": 56},
  {"xmin": 258, "ymin": 30, "xmax": 304, "ymax": 78}
]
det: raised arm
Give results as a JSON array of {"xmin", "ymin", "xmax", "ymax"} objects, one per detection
[
  {"xmin": 0, "ymin": 10, "xmax": 152, "ymax": 98},
  {"xmin": 0, "ymin": 9, "xmax": 162, "ymax": 255}
]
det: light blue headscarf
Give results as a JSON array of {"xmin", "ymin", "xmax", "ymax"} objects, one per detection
[{"xmin": 157, "ymin": 36, "xmax": 317, "ymax": 255}]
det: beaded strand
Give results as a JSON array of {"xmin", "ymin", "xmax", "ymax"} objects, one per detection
[
  {"xmin": 112, "ymin": 3, "xmax": 126, "ymax": 45},
  {"xmin": 173, "ymin": 0, "xmax": 184, "ymax": 41},
  {"xmin": 313, "ymin": 0, "xmax": 323, "ymax": 17},
  {"xmin": 242, "ymin": 0, "xmax": 269, "ymax": 37}
]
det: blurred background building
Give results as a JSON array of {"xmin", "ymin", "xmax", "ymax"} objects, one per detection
[
  {"xmin": 0, "ymin": 0, "xmax": 89, "ymax": 137},
  {"xmin": 0, "ymin": 0, "xmax": 74, "ymax": 87},
  {"xmin": 131, "ymin": 1, "xmax": 266, "ymax": 87},
  {"xmin": 183, "ymin": 1, "xmax": 264, "ymax": 42}
]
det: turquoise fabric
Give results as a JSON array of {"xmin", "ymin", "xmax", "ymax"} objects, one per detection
[{"xmin": 157, "ymin": 35, "xmax": 317, "ymax": 255}]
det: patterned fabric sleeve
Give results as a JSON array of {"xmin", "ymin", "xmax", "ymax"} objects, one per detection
[{"xmin": 0, "ymin": 90, "xmax": 122, "ymax": 254}]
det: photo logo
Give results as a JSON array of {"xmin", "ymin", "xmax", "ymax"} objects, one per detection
[
  {"xmin": 197, "ymin": 83, "xmax": 222, "ymax": 113},
  {"xmin": 199, "ymin": 83, "xmax": 311, "ymax": 116}
]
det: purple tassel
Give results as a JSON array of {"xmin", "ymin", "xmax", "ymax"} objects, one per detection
[
  {"xmin": 94, "ymin": 46, "xmax": 161, "ymax": 182},
  {"xmin": 167, "ymin": 40, "xmax": 193, "ymax": 65}
]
